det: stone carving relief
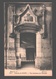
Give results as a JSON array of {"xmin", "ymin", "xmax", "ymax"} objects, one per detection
[{"xmin": 8, "ymin": 4, "xmax": 52, "ymax": 39}]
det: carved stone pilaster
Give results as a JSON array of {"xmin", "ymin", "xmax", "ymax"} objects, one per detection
[
  {"xmin": 35, "ymin": 32, "xmax": 42, "ymax": 68},
  {"xmin": 15, "ymin": 32, "xmax": 21, "ymax": 68}
]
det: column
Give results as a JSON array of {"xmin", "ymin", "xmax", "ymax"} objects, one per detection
[
  {"xmin": 16, "ymin": 32, "xmax": 21, "ymax": 68},
  {"xmin": 35, "ymin": 32, "xmax": 42, "ymax": 68},
  {"xmin": 19, "ymin": 47, "xmax": 26, "ymax": 61},
  {"xmin": 40, "ymin": 5, "xmax": 46, "ymax": 39}
]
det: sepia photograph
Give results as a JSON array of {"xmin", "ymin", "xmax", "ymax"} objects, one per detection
[{"xmin": 4, "ymin": 2, "xmax": 52, "ymax": 76}]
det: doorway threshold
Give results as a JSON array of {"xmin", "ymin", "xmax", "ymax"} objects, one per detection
[{"xmin": 22, "ymin": 60, "xmax": 35, "ymax": 62}]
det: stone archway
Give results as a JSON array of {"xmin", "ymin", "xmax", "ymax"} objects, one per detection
[{"xmin": 15, "ymin": 31, "xmax": 42, "ymax": 68}]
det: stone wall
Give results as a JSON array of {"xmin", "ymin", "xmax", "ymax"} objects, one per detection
[{"xmin": 35, "ymin": 38, "xmax": 52, "ymax": 69}]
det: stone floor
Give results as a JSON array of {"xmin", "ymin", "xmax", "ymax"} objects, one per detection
[
  {"xmin": 4, "ymin": 61, "xmax": 52, "ymax": 76},
  {"xmin": 21, "ymin": 62, "xmax": 35, "ymax": 68}
]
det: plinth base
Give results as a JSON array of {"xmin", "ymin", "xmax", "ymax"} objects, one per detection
[{"xmin": 7, "ymin": 60, "xmax": 16, "ymax": 69}]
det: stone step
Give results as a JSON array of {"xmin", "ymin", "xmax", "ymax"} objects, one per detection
[{"xmin": 22, "ymin": 60, "xmax": 34, "ymax": 62}]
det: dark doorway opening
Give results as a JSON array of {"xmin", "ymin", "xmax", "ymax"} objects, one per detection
[
  {"xmin": 26, "ymin": 48, "xmax": 35, "ymax": 60},
  {"xmin": 20, "ymin": 33, "xmax": 36, "ymax": 68},
  {"xmin": 20, "ymin": 32, "xmax": 36, "ymax": 48}
]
